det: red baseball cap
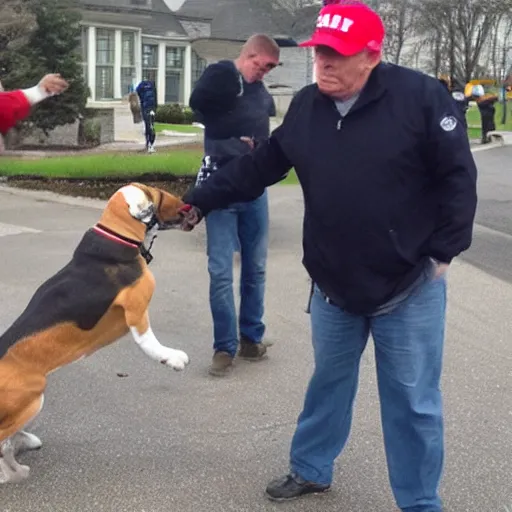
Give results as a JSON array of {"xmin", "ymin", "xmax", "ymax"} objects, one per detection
[{"xmin": 299, "ymin": 2, "xmax": 385, "ymax": 56}]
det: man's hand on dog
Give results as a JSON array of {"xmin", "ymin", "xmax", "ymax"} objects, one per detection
[{"xmin": 179, "ymin": 204, "xmax": 203, "ymax": 231}]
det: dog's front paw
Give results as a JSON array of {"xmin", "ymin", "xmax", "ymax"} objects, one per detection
[{"xmin": 160, "ymin": 348, "xmax": 190, "ymax": 371}]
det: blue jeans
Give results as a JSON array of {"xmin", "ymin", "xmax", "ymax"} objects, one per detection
[
  {"xmin": 205, "ymin": 190, "xmax": 269, "ymax": 356},
  {"xmin": 290, "ymin": 272, "xmax": 447, "ymax": 512}
]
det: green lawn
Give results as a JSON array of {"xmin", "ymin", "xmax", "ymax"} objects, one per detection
[
  {"xmin": 0, "ymin": 148, "xmax": 300, "ymax": 184},
  {"xmin": 467, "ymin": 127, "xmax": 481, "ymax": 139},
  {"xmin": 154, "ymin": 123, "xmax": 202, "ymax": 134},
  {"xmin": 0, "ymin": 150, "xmax": 204, "ymax": 178}
]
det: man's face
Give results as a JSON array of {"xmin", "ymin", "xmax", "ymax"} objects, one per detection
[
  {"xmin": 314, "ymin": 45, "xmax": 379, "ymax": 99},
  {"xmin": 241, "ymin": 53, "xmax": 279, "ymax": 83}
]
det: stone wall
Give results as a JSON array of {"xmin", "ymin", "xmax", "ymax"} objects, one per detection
[
  {"xmin": 19, "ymin": 108, "xmax": 115, "ymax": 148},
  {"xmin": 87, "ymin": 108, "xmax": 116, "ymax": 145}
]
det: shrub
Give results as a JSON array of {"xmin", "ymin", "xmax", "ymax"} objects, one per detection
[
  {"xmin": 182, "ymin": 106, "xmax": 195, "ymax": 124},
  {"xmin": 156, "ymin": 103, "xmax": 196, "ymax": 124}
]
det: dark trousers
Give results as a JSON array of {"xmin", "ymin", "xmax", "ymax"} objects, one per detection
[{"xmin": 142, "ymin": 109, "xmax": 156, "ymax": 147}]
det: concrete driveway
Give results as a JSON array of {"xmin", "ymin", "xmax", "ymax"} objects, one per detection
[{"xmin": 0, "ymin": 147, "xmax": 510, "ymax": 512}]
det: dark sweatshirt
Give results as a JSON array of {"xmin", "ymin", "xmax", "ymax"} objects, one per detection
[{"xmin": 189, "ymin": 59, "xmax": 276, "ymax": 159}]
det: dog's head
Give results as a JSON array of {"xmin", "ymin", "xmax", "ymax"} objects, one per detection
[
  {"xmin": 129, "ymin": 183, "xmax": 185, "ymax": 230},
  {"xmin": 98, "ymin": 183, "xmax": 184, "ymax": 241}
]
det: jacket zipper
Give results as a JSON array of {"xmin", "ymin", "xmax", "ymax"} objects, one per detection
[{"xmin": 332, "ymin": 102, "xmax": 343, "ymax": 131}]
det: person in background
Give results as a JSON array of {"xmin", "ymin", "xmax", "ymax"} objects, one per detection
[
  {"xmin": 136, "ymin": 79, "xmax": 158, "ymax": 153},
  {"xmin": 188, "ymin": 34, "xmax": 280, "ymax": 377},
  {"xmin": 475, "ymin": 88, "xmax": 499, "ymax": 144},
  {"xmin": 0, "ymin": 73, "xmax": 68, "ymax": 138},
  {"xmin": 450, "ymin": 78, "xmax": 469, "ymax": 128},
  {"xmin": 179, "ymin": 2, "xmax": 477, "ymax": 509},
  {"xmin": 438, "ymin": 76, "xmax": 469, "ymax": 128}
]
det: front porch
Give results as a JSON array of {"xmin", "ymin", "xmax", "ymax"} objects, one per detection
[{"xmin": 80, "ymin": 24, "xmax": 206, "ymax": 106}]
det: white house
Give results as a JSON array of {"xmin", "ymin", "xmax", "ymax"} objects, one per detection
[{"xmin": 78, "ymin": 0, "xmax": 208, "ymax": 105}]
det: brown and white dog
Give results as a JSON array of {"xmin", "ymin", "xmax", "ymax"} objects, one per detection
[{"xmin": 0, "ymin": 183, "xmax": 190, "ymax": 484}]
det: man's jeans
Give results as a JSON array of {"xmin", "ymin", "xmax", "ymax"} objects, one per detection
[
  {"xmin": 290, "ymin": 272, "xmax": 447, "ymax": 512},
  {"xmin": 205, "ymin": 190, "xmax": 269, "ymax": 356}
]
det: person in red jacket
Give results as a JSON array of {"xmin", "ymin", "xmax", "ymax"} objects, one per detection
[{"xmin": 0, "ymin": 74, "xmax": 69, "ymax": 136}]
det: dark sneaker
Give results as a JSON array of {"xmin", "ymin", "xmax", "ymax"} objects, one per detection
[
  {"xmin": 238, "ymin": 336, "xmax": 267, "ymax": 361},
  {"xmin": 266, "ymin": 473, "xmax": 330, "ymax": 502},
  {"xmin": 208, "ymin": 351, "xmax": 234, "ymax": 377}
]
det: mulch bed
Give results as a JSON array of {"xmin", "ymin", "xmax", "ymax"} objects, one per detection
[{"xmin": 1, "ymin": 173, "xmax": 196, "ymax": 199}]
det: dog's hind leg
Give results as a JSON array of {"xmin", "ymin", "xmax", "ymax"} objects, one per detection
[
  {"xmin": 13, "ymin": 430, "xmax": 43, "ymax": 455},
  {"xmin": 0, "ymin": 437, "xmax": 30, "ymax": 483},
  {"xmin": 0, "ymin": 393, "xmax": 44, "ymax": 484},
  {"xmin": 11, "ymin": 393, "xmax": 45, "ymax": 456}
]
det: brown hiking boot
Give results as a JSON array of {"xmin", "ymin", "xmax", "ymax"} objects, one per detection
[
  {"xmin": 238, "ymin": 336, "xmax": 268, "ymax": 361},
  {"xmin": 208, "ymin": 351, "xmax": 234, "ymax": 377}
]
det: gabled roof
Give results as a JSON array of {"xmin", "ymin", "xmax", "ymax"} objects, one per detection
[
  {"xmin": 210, "ymin": 0, "xmax": 292, "ymax": 40},
  {"xmin": 176, "ymin": 0, "xmax": 222, "ymax": 19},
  {"xmin": 177, "ymin": 0, "xmax": 319, "ymax": 40},
  {"xmin": 78, "ymin": 0, "xmax": 187, "ymax": 38}
]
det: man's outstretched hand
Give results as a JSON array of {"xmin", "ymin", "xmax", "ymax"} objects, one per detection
[
  {"xmin": 39, "ymin": 74, "xmax": 69, "ymax": 96},
  {"xmin": 179, "ymin": 204, "xmax": 203, "ymax": 231}
]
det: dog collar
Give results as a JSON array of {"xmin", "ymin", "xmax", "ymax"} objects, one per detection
[
  {"xmin": 94, "ymin": 224, "xmax": 155, "ymax": 265},
  {"xmin": 93, "ymin": 224, "xmax": 141, "ymax": 249}
]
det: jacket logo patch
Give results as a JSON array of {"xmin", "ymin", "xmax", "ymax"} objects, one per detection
[
  {"xmin": 440, "ymin": 116, "xmax": 457, "ymax": 131},
  {"xmin": 452, "ymin": 91, "xmax": 465, "ymax": 101}
]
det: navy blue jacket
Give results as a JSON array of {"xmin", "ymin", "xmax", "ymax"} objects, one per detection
[
  {"xmin": 183, "ymin": 62, "xmax": 478, "ymax": 315},
  {"xmin": 136, "ymin": 80, "xmax": 157, "ymax": 112}
]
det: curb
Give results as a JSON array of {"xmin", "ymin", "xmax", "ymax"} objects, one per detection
[
  {"xmin": 471, "ymin": 139, "xmax": 506, "ymax": 152},
  {"xmin": 0, "ymin": 139, "xmax": 507, "ymax": 208},
  {"xmin": 0, "ymin": 183, "xmax": 107, "ymax": 210}
]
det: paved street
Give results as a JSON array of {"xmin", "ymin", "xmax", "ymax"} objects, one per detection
[
  {"xmin": 0, "ymin": 147, "xmax": 511, "ymax": 512},
  {"xmin": 461, "ymin": 146, "xmax": 512, "ymax": 284}
]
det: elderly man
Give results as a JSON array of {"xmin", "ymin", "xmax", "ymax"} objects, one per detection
[
  {"xmin": 188, "ymin": 34, "xmax": 280, "ymax": 377},
  {"xmin": 180, "ymin": 2, "xmax": 477, "ymax": 510},
  {"xmin": 0, "ymin": 74, "xmax": 68, "ymax": 136}
]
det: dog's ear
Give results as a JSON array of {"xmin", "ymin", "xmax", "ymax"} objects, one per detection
[{"xmin": 119, "ymin": 184, "xmax": 155, "ymax": 222}]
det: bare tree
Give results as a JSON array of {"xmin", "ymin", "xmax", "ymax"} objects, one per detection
[
  {"xmin": 376, "ymin": 0, "xmax": 417, "ymax": 64},
  {"xmin": 488, "ymin": 13, "xmax": 512, "ymax": 80},
  {"xmin": 415, "ymin": 0, "xmax": 512, "ymax": 82},
  {"xmin": 273, "ymin": 0, "xmax": 321, "ymax": 11}
]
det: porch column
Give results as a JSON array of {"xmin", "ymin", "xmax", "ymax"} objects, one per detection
[
  {"xmin": 87, "ymin": 26, "xmax": 96, "ymax": 101},
  {"xmin": 114, "ymin": 29, "xmax": 122, "ymax": 98},
  {"xmin": 183, "ymin": 44, "xmax": 192, "ymax": 105},
  {"xmin": 158, "ymin": 41, "xmax": 166, "ymax": 105},
  {"xmin": 135, "ymin": 30, "xmax": 142, "ymax": 86}
]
